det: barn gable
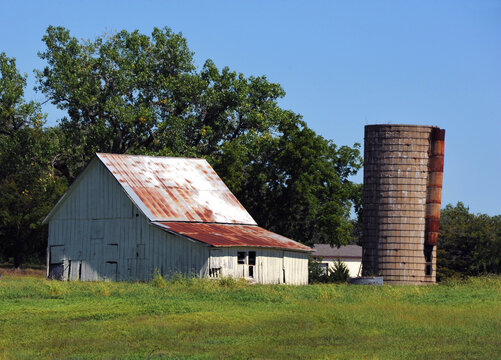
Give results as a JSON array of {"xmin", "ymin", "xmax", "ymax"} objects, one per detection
[{"xmin": 44, "ymin": 158, "xmax": 135, "ymax": 223}]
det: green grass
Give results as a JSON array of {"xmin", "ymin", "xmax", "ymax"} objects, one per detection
[{"xmin": 0, "ymin": 274, "xmax": 500, "ymax": 359}]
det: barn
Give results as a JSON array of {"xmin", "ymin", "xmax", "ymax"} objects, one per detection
[{"xmin": 43, "ymin": 153, "xmax": 312, "ymax": 284}]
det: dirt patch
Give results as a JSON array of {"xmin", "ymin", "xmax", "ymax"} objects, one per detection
[{"xmin": 0, "ymin": 266, "xmax": 46, "ymax": 278}]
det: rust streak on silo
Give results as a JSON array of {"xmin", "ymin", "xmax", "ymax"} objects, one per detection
[{"xmin": 424, "ymin": 128, "xmax": 445, "ymax": 247}]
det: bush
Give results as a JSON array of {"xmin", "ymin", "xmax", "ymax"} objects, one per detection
[
  {"xmin": 328, "ymin": 260, "xmax": 350, "ymax": 283},
  {"xmin": 150, "ymin": 269, "xmax": 167, "ymax": 288},
  {"xmin": 309, "ymin": 256, "xmax": 350, "ymax": 284},
  {"xmin": 308, "ymin": 256, "xmax": 326, "ymax": 284}
]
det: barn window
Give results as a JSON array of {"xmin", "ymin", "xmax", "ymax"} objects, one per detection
[
  {"xmin": 248, "ymin": 251, "xmax": 256, "ymax": 278},
  {"xmin": 237, "ymin": 252, "xmax": 246, "ymax": 264},
  {"xmin": 248, "ymin": 251, "xmax": 256, "ymax": 265},
  {"xmin": 209, "ymin": 267, "xmax": 221, "ymax": 278}
]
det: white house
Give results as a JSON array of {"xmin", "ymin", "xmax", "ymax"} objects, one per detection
[
  {"xmin": 43, "ymin": 153, "xmax": 312, "ymax": 284},
  {"xmin": 311, "ymin": 244, "xmax": 362, "ymax": 277}
]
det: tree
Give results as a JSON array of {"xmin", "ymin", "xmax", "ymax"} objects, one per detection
[
  {"xmin": 437, "ymin": 202, "xmax": 501, "ymax": 280},
  {"xmin": 35, "ymin": 26, "xmax": 362, "ymax": 247},
  {"xmin": 0, "ymin": 53, "xmax": 67, "ymax": 266}
]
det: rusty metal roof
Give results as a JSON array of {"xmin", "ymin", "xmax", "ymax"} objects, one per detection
[
  {"xmin": 97, "ymin": 153, "xmax": 256, "ymax": 224},
  {"xmin": 154, "ymin": 222, "xmax": 312, "ymax": 252}
]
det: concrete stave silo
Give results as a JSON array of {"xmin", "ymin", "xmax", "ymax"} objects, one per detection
[{"xmin": 362, "ymin": 124, "xmax": 445, "ymax": 284}]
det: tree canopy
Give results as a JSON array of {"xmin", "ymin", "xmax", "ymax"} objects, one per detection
[
  {"xmin": 437, "ymin": 202, "xmax": 501, "ymax": 280},
  {"xmin": 1, "ymin": 26, "xmax": 363, "ymax": 266},
  {"xmin": 0, "ymin": 53, "xmax": 67, "ymax": 266}
]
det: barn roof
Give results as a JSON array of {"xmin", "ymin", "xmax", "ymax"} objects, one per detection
[
  {"xmin": 44, "ymin": 153, "xmax": 311, "ymax": 252},
  {"xmin": 154, "ymin": 222, "xmax": 313, "ymax": 251},
  {"xmin": 97, "ymin": 153, "xmax": 256, "ymax": 224}
]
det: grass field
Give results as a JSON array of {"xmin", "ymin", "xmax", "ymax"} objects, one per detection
[{"xmin": 0, "ymin": 271, "xmax": 500, "ymax": 360}]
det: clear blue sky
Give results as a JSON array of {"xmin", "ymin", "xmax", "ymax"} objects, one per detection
[{"xmin": 1, "ymin": 1, "xmax": 500, "ymax": 215}]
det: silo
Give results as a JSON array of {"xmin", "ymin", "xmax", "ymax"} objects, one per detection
[{"xmin": 362, "ymin": 124, "xmax": 445, "ymax": 284}]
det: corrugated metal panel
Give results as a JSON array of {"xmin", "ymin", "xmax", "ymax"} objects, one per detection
[
  {"xmin": 154, "ymin": 222, "xmax": 312, "ymax": 252},
  {"xmin": 96, "ymin": 153, "xmax": 256, "ymax": 225}
]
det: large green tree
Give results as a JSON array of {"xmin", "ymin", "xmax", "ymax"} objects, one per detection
[
  {"xmin": 0, "ymin": 53, "xmax": 67, "ymax": 266},
  {"xmin": 34, "ymin": 26, "xmax": 362, "ymax": 247},
  {"xmin": 437, "ymin": 202, "xmax": 501, "ymax": 280}
]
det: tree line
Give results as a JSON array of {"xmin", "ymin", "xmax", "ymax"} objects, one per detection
[
  {"xmin": 437, "ymin": 202, "xmax": 501, "ymax": 280},
  {"xmin": 0, "ymin": 26, "xmax": 362, "ymax": 267}
]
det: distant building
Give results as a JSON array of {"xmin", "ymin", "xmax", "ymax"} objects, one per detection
[
  {"xmin": 43, "ymin": 154, "xmax": 312, "ymax": 284},
  {"xmin": 311, "ymin": 244, "xmax": 362, "ymax": 277}
]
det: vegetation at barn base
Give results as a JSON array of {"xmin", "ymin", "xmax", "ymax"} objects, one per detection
[{"xmin": 0, "ymin": 273, "xmax": 500, "ymax": 359}]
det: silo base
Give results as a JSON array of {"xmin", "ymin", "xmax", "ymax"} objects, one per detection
[{"xmin": 349, "ymin": 277, "xmax": 384, "ymax": 286}]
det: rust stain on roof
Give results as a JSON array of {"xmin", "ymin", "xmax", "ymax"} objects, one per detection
[
  {"xmin": 97, "ymin": 153, "xmax": 256, "ymax": 224},
  {"xmin": 154, "ymin": 222, "xmax": 312, "ymax": 252}
]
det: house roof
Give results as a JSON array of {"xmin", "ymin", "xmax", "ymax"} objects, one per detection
[
  {"xmin": 311, "ymin": 244, "xmax": 362, "ymax": 259},
  {"xmin": 154, "ymin": 222, "xmax": 313, "ymax": 251},
  {"xmin": 97, "ymin": 153, "xmax": 256, "ymax": 224}
]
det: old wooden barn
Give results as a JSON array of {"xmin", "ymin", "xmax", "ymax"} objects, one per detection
[{"xmin": 43, "ymin": 153, "xmax": 311, "ymax": 284}]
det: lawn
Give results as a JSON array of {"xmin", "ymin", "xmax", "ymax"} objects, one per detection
[{"xmin": 0, "ymin": 271, "xmax": 500, "ymax": 359}]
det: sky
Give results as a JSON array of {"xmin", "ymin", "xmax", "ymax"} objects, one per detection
[{"xmin": 1, "ymin": 0, "xmax": 500, "ymax": 215}]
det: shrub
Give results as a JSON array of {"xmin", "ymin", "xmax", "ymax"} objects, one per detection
[
  {"xmin": 150, "ymin": 269, "xmax": 167, "ymax": 288},
  {"xmin": 309, "ymin": 256, "xmax": 350, "ymax": 284},
  {"xmin": 328, "ymin": 260, "xmax": 350, "ymax": 283},
  {"xmin": 219, "ymin": 276, "xmax": 237, "ymax": 288},
  {"xmin": 308, "ymin": 256, "xmax": 327, "ymax": 283}
]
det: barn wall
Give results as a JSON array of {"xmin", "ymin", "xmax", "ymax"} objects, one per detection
[
  {"xmin": 47, "ymin": 160, "xmax": 209, "ymax": 281},
  {"xmin": 208, "ymin": 248, "xmax": 308, "ymax": 285},
  {"xmin": 141, "ymin": 218, "xmax": 210, "ymax": 280}
]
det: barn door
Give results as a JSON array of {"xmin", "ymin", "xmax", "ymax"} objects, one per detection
[
  {"xmin": 209, "ymin": 248, "xmax": 223, "ymax": 278},
  {"xmin": 90, "ymin": 239, "xmax": 102, "ymax": 280},
  {"xmin": 248, "ymin": 251, "xmax": 256, "ymax": 279},
  {"xmin": 104, "ymin": 244, "xmax": 119, "ymax": 281},
  {"xmin": 48, "ymin": 245, "xmax": 65, "ymax": 280},
  {"xmin": 104, "ymin": 262, "xmax": 118, "ymax": 281}
]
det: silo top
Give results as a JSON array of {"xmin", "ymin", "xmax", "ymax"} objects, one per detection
[{"xmin": 365, "ymin": 124, "xmax": 440, "ymax": 132}]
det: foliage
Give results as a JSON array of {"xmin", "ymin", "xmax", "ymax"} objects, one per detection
[
  {"xmin": 150, "ymin": 269, "xmax": 167, "ymax": 288},
  {"xmin": 328, "ymin": 259, "xmax": 350, "ymax": 282},
  {"xmin": 437, "ymin": 202, "xmax": 501, "ymax": 281},
  {"xmin": 0, "ymin": 274, "xmax": 500, "ymax": 359},
  {"xmin": 0, "ymin": 53, "xmax": 67, "ymax": 267},
  {"xmin": 309, "ymin": 256, "xmax": 350, "ymax": 283},
  {"xmin": 308, "ymin": 256, "xmax": 326, "ymax": 283}
]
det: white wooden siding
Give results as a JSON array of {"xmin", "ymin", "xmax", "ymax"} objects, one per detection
[{"xmin": 207, "ymin": 248, "xmax": 308, "ymax": 285}]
